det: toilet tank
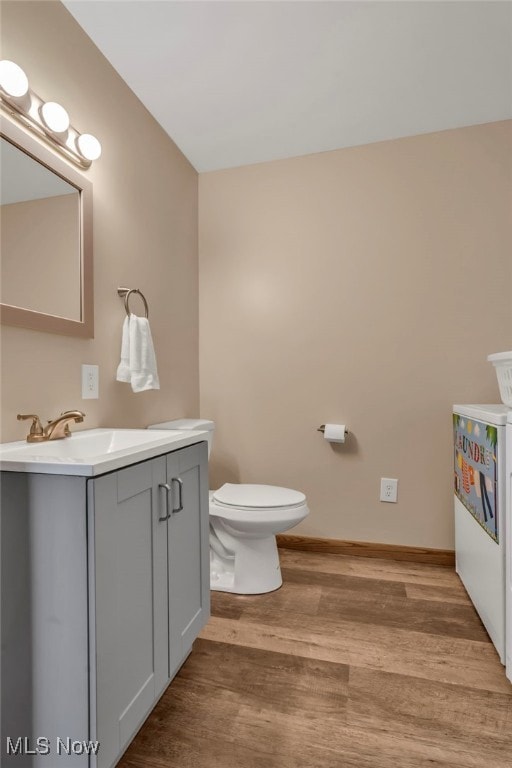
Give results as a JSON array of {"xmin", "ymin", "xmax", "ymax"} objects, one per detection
[{"xmin": 147, "ymin": 418, "xmax": 215, "ymax": 457}]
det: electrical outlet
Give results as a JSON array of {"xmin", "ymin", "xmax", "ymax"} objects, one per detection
[
  {"xmin": 82, "ymin": 364, "xmax": 99, "ymax": 399},
  {"xmin": 380, "ymin": 478, "xmax": 398, "ymax": 503}
]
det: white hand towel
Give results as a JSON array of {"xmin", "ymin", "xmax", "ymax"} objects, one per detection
[
  {"xmin": 116, "ymin": 314, "xmax": 160, "ymax": 392},
  {"xmin": 129, "ymin": 314, "xmax": 160, "ymax": 392},
  {"xmin": 116, "ymin": 316, "xmax": 131, "ymax": 383}
]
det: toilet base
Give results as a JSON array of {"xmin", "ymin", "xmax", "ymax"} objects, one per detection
[
  {"xmin": 210, "ymin": 573, "xmax": 283, "ymax": 595},
  {"xmin": 210, "ymin": 531, "xmax": 283, "ymax": 595}
]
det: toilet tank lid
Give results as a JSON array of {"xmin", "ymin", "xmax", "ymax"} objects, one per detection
[{"xmin": 148, "ymin": 418, "xmax": 215, "ymax": 431}]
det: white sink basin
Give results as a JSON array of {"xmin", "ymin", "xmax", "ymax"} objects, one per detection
[
  {"xmin": 0, "ymin": 428, "xmax": 207, "ymax": 476},
  {"xmin": 7, "ymin": 429, "xmax": 178, "ymax": 458}
]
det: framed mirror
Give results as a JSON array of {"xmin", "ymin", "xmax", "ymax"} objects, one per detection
[{"xmin": 0, "ymin": 117, "xmax": 93, "ymax": 337}]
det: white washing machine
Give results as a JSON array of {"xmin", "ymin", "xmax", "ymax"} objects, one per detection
[
  {"xmin": 506, "ymin": 410, "xmax": 512, "ymax": 683},
  {"xmin": 453, "ymin": 404, "xmax": 508, "ymax": 663}
]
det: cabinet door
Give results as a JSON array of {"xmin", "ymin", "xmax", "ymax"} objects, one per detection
[
  {"xmin": 166, "ymin": 441, "xmax": 210, "ymax": 677},
  {"xmin": 91, "ymin": 456, "xmax": 169, "ymax": 768}
]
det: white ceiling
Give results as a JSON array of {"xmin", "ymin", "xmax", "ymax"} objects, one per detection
[{"xmin": 64, "ymin": 1, "xmax": 512, "ymax": 172}]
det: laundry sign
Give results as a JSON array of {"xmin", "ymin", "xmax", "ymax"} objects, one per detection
[{"xmin": 453, "ymin": 415, "xmax": 498, "ymax": 543}]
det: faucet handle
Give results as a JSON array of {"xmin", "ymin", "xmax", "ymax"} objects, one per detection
[{"xmin": 17, "ymin": 414, "xmax": 44, "ymax": 440}]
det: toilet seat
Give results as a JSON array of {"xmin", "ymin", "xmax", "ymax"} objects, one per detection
[
  {"xmin": 212, "ymin": 483, "xmax": 306, "ymax": 511},
  {"xmin": 210, "ymin": 484, "xmax": 309, "ymax": 528}
]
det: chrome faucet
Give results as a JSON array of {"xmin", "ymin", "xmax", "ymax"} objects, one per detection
[{"xmin": 18, "ymin": 410, "xmax": 85, "ymax": 442}]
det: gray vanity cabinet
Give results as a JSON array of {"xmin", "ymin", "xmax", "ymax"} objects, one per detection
[
  {"xmin": 0, "ymin": 440, "xmax": 209, "ymax": 768},
  {"xmin": 90, "ymin": 441, "xmax": 209, "ymax": 768}
]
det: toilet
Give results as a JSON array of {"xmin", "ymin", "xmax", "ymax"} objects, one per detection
[{"xmin": 148, "ymin": 418, "xmax": 309, "ymax": 594}]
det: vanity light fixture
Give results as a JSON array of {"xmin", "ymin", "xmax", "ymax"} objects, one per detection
[
  {"xmin": 76, "ymin": 132, "xmax": 102, "ymax": 161},
  {"xmin": 0, "ymin": 59, "xmax": 101, "ymax": 168},
  {"xmin": 0, "ymin": 60, "xmax": 29, "ymax": 98},
  {"xmin": 40, "ymin": 101, "xmax": 70, "ymax": 134}
]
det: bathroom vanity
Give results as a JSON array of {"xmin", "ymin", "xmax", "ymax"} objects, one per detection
[{"xmin": 1, "ymin": 429, "xmax": 210, "ymax": 768}]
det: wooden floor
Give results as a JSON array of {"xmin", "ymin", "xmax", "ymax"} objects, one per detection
[{"xmin": 119, "ymin": 549, "xmax": 512, "ymax": 768}]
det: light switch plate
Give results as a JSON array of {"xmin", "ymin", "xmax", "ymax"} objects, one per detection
[{"xmin": 82, "ymin": 364, "xmax": 99, "ymax": 399}]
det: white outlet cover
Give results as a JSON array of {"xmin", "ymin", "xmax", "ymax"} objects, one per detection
[
  {"xmin": 82, "ymin": 364, "xmax": 99, "ymax": 400},
  {"xmin": 380, "ymin": 477, "xmax": 398, "ymax": 503}
]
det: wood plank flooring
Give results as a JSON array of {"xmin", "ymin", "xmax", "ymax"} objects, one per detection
[{"xmin": 118, "ymin": 549, "xmax": 512, "ymax": 768}]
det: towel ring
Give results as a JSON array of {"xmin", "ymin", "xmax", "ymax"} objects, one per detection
[{"xmin": 117, "ymin": 287, "xmax": 149, "ymax": 318}]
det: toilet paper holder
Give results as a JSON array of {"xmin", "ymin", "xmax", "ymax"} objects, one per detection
[{"xmin": 317, "ymin": 424, "xmax": 349, "ymax": 436}]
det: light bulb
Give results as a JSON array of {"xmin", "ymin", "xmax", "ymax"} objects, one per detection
[
  {"xmin": 0, "ymin": 60, "xmax": 29, "ymax": 98},
  {"xmin": 76, "ymin": 133, "xmax": 102, "ymax": 161},
  {"xmin": 40, "ymin": 101, "xmax": 70, "ymax": 133}
]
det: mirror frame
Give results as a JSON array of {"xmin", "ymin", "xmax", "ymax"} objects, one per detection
[{"xmin": 0, "ymin": 116, "xmax": 94, "ymax": 338}]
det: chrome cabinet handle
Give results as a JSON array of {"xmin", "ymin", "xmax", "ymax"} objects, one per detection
[
  {"xmin": 158, "ymin": 483, "xmax": 172, "ymax": 521},
  {"xmin": 172, "ymin": 477, "xmax": 184, "ymax": 513}
]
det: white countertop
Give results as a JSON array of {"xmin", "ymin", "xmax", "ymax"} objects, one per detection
[{"xmin": 0, "ymin": 428, "xmax": 208, "ymax": 477}]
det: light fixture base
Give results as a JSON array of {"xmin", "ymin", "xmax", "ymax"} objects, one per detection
[{"xmin": 0, "ymin": 60, "xmax": 100, "ymax": 169}]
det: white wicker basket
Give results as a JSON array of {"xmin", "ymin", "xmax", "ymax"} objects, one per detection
[{"xmin": 488, "ymin": 351, "xmax": 512, "ymax": 407}]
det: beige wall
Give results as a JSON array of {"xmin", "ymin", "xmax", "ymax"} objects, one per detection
[
  {"xmin": 199, "ymin": 121, "xmax": 512, "ymax": 549},
  {"xmin": 1, "ymin": 193, "xmax": 80, "ymax": 319},
  {"xmin": 0, "ymin": 1, "xmax": 199, "ymax": 442}
]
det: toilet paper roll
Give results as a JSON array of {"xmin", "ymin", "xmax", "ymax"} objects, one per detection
[{"xmin": 324, "ymin": 424, "xmax": 347, "ymax": 443}]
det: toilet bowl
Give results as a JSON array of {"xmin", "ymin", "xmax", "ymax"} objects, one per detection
[
  {"xmin": 209, "ymin": 483, "xmax": 309, "ymax": 594},
  {"xmin": 147, "ymin": 419, "xmax": 309, "ymax": 594}
]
